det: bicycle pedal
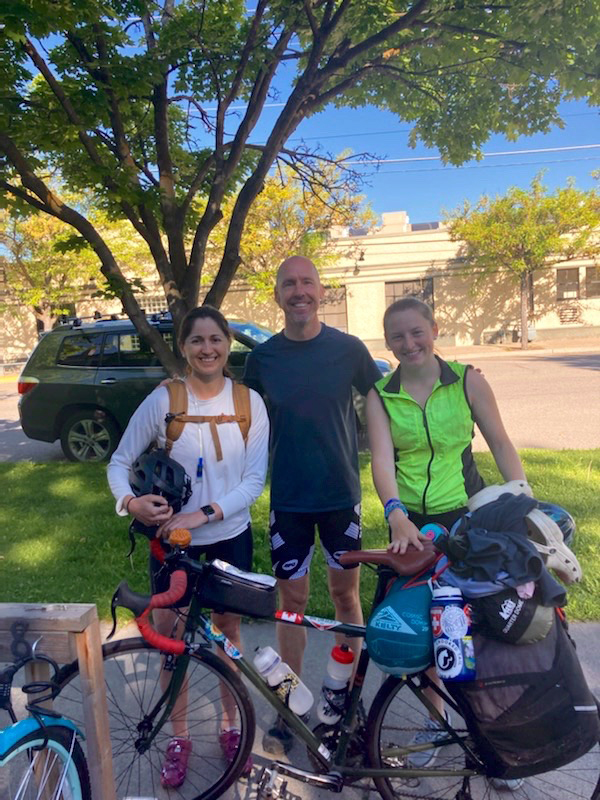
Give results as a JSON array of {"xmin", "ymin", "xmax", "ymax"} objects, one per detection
[{"xmin": 256, "ymin": 766, "xmax": 297, "ymax": 799}]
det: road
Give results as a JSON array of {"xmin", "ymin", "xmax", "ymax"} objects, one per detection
[{"xmin": 0, "ymin": 350, "xmax": 599, "ymax": 462}]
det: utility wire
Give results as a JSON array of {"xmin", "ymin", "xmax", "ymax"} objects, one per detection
[
  {"xmin": 374, "ymin": 155, "xmax": 599, "ymax": 175},
  {"xmin": 347, "ymin": 144, "xmax": 600, "ymax": 166}
]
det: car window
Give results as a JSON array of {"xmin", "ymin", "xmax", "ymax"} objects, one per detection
[
  {"xmin": 231, "ymin": 339, "xmax": 251, "ymax": 354},
  {"xmin": 100, "ymin": 330, "xmax": 174, "ymax": 367},
  {"xmin": 229, "ymin": 322, "xmax": 274, "ymax": 344},
  {"xmin": 56, "ymin": 333, "xmax": 104, "ymax": 367},
  {"xmin": 26, "ymin": 331, "xmax": 63, "ymax": 368}
]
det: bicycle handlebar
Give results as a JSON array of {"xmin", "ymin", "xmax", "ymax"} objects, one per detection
[{"xmin": 110, "ymin": 569, "xmax": 190, "ymax": 656}]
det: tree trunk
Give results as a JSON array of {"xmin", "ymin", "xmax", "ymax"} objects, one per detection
[{"xmin": 520, "ymin": 271, "xmax": 529, "ymax": 351}]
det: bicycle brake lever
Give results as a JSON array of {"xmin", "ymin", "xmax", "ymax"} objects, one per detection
[{"xmin": 109, "ymin": 580, "xmax": 153, "ymax": 640}]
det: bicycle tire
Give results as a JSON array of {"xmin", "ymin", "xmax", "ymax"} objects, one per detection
[
  {"xmin": 0, "ymin": 724, "xmax": 91, "ymax": 800},
  {"xmin": 55, "ymin": 637, "xmax": 255, "ymax": 800},
  {"xmin": 366, "ymin": 673, "xmax": 600, "ymax": 800}
]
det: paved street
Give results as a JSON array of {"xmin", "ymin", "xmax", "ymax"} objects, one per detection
[{"xmin": 1, "ymin": 348, "xmax": 599, "ymax": 461}]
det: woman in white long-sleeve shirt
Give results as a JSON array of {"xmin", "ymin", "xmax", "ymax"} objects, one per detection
[{"xmin": 107, "ymin": 305, "xmax": 269, "ymax": 787}]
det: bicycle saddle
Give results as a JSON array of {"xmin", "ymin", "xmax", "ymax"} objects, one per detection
[{"xmin": 338, "ymin": 542, "xmax": 438, "ymax": 575}]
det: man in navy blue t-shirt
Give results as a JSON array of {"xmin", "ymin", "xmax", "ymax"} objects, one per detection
[{"xmin": 244, "ymin": 255, "xmax": 381, "ymax": 754}]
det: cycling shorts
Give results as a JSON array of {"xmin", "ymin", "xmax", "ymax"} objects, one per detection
[{"xmin": 269, "ymin": 506, "xmax": 361, "ymax": 580}]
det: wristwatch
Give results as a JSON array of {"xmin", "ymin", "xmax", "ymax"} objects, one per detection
[{"xmin": 201, "ymin": 504, "xmax": 216, "ymax": 522}]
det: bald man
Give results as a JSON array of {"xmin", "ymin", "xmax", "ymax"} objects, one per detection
[{"xmin": 244, "ymin": 256, "xmax": 381, "ymax": 754}]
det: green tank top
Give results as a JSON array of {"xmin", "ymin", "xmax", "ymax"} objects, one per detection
[{"xmin": 375, "ymin": 358, "xmax": 483, "ymax": 515}]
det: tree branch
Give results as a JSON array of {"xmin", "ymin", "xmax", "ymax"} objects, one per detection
[{"xmin": 0, "ymin": 133, "xmax": 183, "ymax": 373}]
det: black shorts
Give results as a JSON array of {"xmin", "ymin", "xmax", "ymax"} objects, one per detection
[
  {"xmin": 150, "ymin": 525, "xmax": 253, "ymax": 604},
  {"xmin": 406, "ymin": 508, "xmax": 467, "ymax": 535},
  {"xmin": 269, "ymin": 507, "xmax": 362, "ymax": 580}
]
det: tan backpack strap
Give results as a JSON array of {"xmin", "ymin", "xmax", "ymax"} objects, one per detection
[
  {"xmin": 175, "ymin": 413, "xmax": 240, "ymax": 461},
  {"xmin": 208, "ymin": 419, "xmax": 223, "ymax": 460},
  {"xmin": 232, "ymin": 382, "xmax": 251, "ymax": 444},
  {"xmin": 164, "ymin": 382, "xmax": 251, "ymax": 460},
  {"xmin": 164, "ymin": 379, "xmax": 188, "ymax": 455}
]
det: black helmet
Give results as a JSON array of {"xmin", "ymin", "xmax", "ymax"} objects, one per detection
[
  {"xmin": 129, "ymin": 449, "xmax": 192, "ymax": 513},
  {"xmin": 537, "ymin": 501, "xmax": 576, "ymax": 547}
]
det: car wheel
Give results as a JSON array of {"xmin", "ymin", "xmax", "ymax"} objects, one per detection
[{"xmin": 60, "ymin": 410, "xmax": 120, "ymax": 462}]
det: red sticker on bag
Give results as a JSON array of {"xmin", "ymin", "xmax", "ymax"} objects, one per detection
[{"xmin": 431, "ymin": 607, "xmax": 442, "ymax": 637}]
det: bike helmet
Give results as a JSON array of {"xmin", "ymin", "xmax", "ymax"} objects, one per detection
[
  {"xmin": 536, "ymin": 501, "xmax": 576, "ymax": 547},
  {"xmin": 129, "ymin": 449, "xmax": 192, "ymax": 513}
]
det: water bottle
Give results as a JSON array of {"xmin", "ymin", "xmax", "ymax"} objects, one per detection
[
  {"xmin": 431, "ymin": 585, "xmax": 476, "ymax": 682},
  {"xmin": 253, "ymin": 646, "xmax": 314, "ymax": 716},
  {"xmin": 316, "ymin": 644, "xmax": 355, "ymax": 725}
]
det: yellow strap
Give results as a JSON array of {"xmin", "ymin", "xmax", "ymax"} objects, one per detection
[
  {"xmin": 164, "ymin": 380, "xmax": 252, "ymax": 461},
  {"xmin": 165, "ymin": 380, "xmax": 188, "ymax": 455}
]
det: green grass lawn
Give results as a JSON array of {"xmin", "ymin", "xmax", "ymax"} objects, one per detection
[{"xmin": 1, "ymin": 450, "xmax": 598, "ymax": 620}]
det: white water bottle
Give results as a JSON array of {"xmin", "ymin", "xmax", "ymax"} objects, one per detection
[
  {"xmin": 253, "ymin": 646, "xmax": 314, "ymax": 716},
  {"xmin": 316, "ymin": 644, "xmax": 355, "ymax": 725}
]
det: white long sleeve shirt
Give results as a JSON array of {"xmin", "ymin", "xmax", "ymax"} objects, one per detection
[{"xmin": 107, "ymin": 378, "xmax": 269, "ymax": 546}]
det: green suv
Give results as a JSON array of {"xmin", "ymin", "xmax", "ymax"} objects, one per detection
[{"xmin": 18, "ymin": 314, "xmax": 273, "ymax": 462}]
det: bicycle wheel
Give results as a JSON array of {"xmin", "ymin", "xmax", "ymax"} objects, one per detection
[
  {"xmin": 367, "ymin": 674, "xmax": 600, "ymax": 800},
  {"xmin": 0, "ymin": 724, "xmax": 91, "ymax": 800},
  {"xmin": 56, "ymin": 637, "xmax": 255, "ymax": 800}
]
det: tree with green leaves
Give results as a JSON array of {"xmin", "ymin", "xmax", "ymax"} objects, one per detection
[
  {"xmin": 0, "ymin": 204, "xmax": 152, "ymax": 333},
  {"xmin": 446, "ymin": 175, "xmax": 600, "ymax": 349},
  {"xmin": 207, "ymin": 162, "xmax": 375, "ymax": 301},
  {"xmin": 1, "ymin": 0, "xmax": 599, "ymax": 371}
]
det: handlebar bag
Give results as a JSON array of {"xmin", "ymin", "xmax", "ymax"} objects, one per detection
[
  {"xmin": 196, "ymin": 559, "xmax": 277, "ymax": 618},
  {"xmin": 366, "ymin": 574, "xmax": 433, "ymax": 675},
  {"xmin": 445, "ymin": 613, "xmax": 599, "ymax": 779}
]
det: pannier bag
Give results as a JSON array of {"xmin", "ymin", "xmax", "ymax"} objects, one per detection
[
  {"xmin": 445, "ymin": 614, "xmax": 599, "ymax": 779},
  {"xmin": 366, "ymin": 575, "xmax": 433, "ymax": 675},
  {"xmin": 196, "ymin": 559, "xmax": 277, "ymax": 618}
]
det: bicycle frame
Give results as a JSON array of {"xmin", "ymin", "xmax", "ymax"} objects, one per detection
[
  {"xmin": 0, "ymin": 715, "xmax": 82, "ymax": 760},
  {"xmin": 134, "ymin": 560, "xmax": 484, "ymax": 784}
]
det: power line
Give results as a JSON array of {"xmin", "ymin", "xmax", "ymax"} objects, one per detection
[
  {"xmin": 287, "ymin": 111, "xmax": 598, "ymax": 143},
  {"xmin": 347, "ymin": 144, "xmax": 600, "ymax": 166},
  {"xmin": 373, "ymin": 155, "xmax": 599, "ymax": 175}
]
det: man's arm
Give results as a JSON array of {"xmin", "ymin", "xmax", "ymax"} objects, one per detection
[
  {"xmin": 352, "ymin": 339, "xmax": 383, "ymax": 396},
  {"xmin": 242, "ymin": 349, "xmax": 264, "ymax": 396}
]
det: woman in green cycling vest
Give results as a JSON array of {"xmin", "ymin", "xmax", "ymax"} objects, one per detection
[
  {"xmin": 366, "ymin": 297, "xmax": 528, "ymax": 779},
  {"xmin": 367, "ymin": 296, "xmax": 527, "ymax": 555}
]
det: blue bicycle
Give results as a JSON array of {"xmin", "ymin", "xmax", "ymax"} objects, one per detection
[{"xmin": 0, "ymin": 640, "xmax": 91, "ymax": 800}]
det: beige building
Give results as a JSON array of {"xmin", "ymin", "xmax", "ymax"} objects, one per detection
[
  {"xmin": 320, "ymin": 211, "xmax": 600, "ymax": 350},
  {"xmin": 2, "ymin": 210, "xmax": 599, "ymax": 366}
]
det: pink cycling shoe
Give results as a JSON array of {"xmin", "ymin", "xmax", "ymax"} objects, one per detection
[
  {"xmin": 160, "ymin": 737, "xmax": 192, "ymax": 789},
  {"xmin": 219, "ymin": 729, "xmax": 253, "ymax": 777}
]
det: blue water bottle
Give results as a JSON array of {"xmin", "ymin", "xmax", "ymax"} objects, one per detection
[{"xmin": 431, "ymin": 585, "xmax": 476, "ymax": 682}]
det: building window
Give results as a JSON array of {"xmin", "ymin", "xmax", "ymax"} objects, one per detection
[
  {"xmin": 385, "ymin": 278, "xmax": 434, "ymax": 308},
  {"xmin": 318, "ymin": 286, "xmax": 348, "ymax": 332},
  {"xmin": 585, "ymin": 267, "xmax": 600, "ymax": 298},
  {"xmin": 556, "ymin": 268, "xmax": 580, "ymax": 301},
  {"xmin": 137, "ymin": 295, "xmax": 167, "ymax": 314}
]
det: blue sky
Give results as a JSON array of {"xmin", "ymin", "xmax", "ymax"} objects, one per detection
[{"xmin": 247, "ymin": 98, "xmax": 599, "ymax": 225}]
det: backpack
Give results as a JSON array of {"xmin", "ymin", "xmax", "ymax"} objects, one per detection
[
  {"xmin": 164, "ymin": 379, "xmax": 251, "ymax": 461},
  {"xmin": 445, "ymin": 613, "xmax": 599, "ymax": 780}
]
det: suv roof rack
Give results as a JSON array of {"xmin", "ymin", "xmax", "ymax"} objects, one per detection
[
  {"xmin": 56, "ymin": 309, "xmax": 172, "ymax": 329},
  {"xmin": 57, "ymin": 312, "xmax": 126, "ymax": 328}
]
